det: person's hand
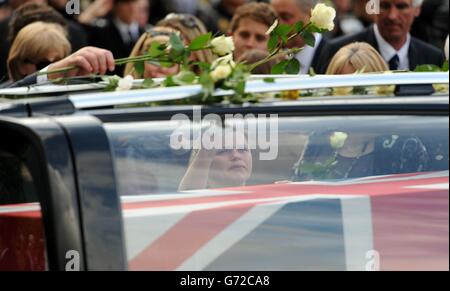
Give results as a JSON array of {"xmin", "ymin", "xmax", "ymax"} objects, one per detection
[{"xmin": 46, "ymin": 47, "xmax": 115, "ymax": 80}]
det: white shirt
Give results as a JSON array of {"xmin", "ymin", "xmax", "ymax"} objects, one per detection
[
  {"xmin": 113, "ymin": 17, "xmax": 140, "ymax": 44},
  {"xmin": 374, "ymin": 24, "xmax": 411, "ymax": 70},
  {"xmin": 295, "ymin": 33, "xmax": 323, "ymax": 75}
]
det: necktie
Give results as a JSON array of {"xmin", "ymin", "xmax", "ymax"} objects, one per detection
[{"xmin": 389, "ymin": 54, "xmax": 400, "ymax": 71}]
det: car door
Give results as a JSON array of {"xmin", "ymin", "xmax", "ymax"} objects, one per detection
[{"xmin": 78, "ymin": 100, "xmax": 448, "ymax": 271}]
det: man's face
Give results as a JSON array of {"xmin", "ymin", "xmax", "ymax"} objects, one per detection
[
  {"xmin": 271, "ymin": 0, "xmax": 310, "ymax": 26},
  {"xmin": 271, "ymin": 0, "xmax": 310, "ymax": 48},
  {"xmin": 376, "ymin": 0, "xmax": 421, "ymax": 43},
  {"xmin": 114, "ymin": 1, "xmax": 139, "ymax": 25},
  {"xmin": 232, "ymin": 18, "xmax": 270, "ymax": 60}
]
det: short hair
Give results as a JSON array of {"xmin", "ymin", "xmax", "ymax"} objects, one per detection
[
  {"xmin": 8, "ymin": 2, "xmax": 67, "ymax": 44},
  {"xmin": 8, "ymin": 21, "xmax": 71, "ymax": 81},
  {"xmin": 229, "ymin": 2, "xmax": 279, "ymax": 33},
  {"xmin": 326, "ymin": 42, "xmax": 389, "ymax": 74},
  {"xmin": 157, "ymin": 14, "xmax": 215, "ymax": 69}
]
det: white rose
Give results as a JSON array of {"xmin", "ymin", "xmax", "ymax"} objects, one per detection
[
  {"xmin": 330, "ymin": 132, "xmax": 348, "ymax": 149},
  {"xmin": 212, "ymin": 54, "xmax": 236, "ymax": 68},
  {"xmin": 310, "ymin": 3, "xmax": 336, "ymax": 32},
  {"xmin": 210, "ymin": 64, "xmax": 233, "ymax": 82},
  {"xmin": 116, "ymin": 75, "xmax": 134, "ymax": 91},
  {"xmin": 211, "ymin": 36, "xmax": 235, "ymax": 56}
]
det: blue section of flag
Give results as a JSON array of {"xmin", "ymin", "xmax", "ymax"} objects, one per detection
[{"xmin": 205, "ymin": 198, "xmax": 347, "ymax": 271}]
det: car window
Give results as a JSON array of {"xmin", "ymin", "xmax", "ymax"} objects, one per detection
[
  {"xmin": 104, "ymin": 115, "xmax": 449, "ymax": 270},
  {"xmin": 0, "ymin": 151, "xmax": 46, "ymax": 271}
]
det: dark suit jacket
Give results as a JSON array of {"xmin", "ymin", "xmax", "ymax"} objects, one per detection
[
  {"xmin": 84, "ymin": 19, "xmax": 144, "ymax": 76},
  {"xmin": 316, "ymin": 25, "xmax": 446, "ymax": 74},
  {"xmin": 310, "ymin": 36, "xmax": 329, "ymax": 74}
]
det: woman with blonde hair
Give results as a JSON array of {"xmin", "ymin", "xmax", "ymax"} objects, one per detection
[
  {"xmin": 326, "ymin": 42, "xmax": 389, "ymax": 75},
  {"xmin": 7, "ymin": 21, "xmax": 71, "ymax": 82},
  {"xmin": 124, "ymin": 26, "xmax": 181, "ymax": 79}
]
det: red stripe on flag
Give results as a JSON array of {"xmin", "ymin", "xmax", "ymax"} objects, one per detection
[{"xmin": 129, "ymin": 203, "xmax": 254, "ymax": 271}]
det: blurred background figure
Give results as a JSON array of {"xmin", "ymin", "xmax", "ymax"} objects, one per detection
[
  {"xmin": 157, "ymin": 13, "xmax": 215, "ymax": 73},
  {"xmin": 270, "ymin": 0, "xmax": 329, "ymax": 74},
  {"xmin": 7, "ymin": 21, "xmax": 71, "ymax": 82},
  {"xmin": 0, "ymin": 0, "xmax": 12, "ymax": 22},
  {"xmin": 318, "ymin": 0, "xmax": 446, "ymax": 74},
  {"xmin": 135, "ymin": 0, "xmax": 151, "ymax": 31},
  {"xmin": 198, "ymin": 0, "xmax": 248, "ymax": 34},
  {"xmin": 229, "ymin": 2, "xmax": 278, "ymax": 60},
  {"xmin": 1, "ymin": 1, "xmax": 88, "ymax": 82},
  {"xmin": 331, "ymin": 0, "xmax": 365, "ymax": 37},
  {"xmin": 411, "ymin": 0, "xmax": 449, "ymax": 49},
  {"xmin": 83, "ymin": 0, "xmax": 144, "ymax": 76},
  {"xmin": 326, "ymin": 42, "xmax": 389, "ymax": 74}
]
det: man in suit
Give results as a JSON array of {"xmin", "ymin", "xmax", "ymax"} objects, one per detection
[
  {"xmin": 317, "ymin": 0, "xmax": 446, "ymax": 74},
  {"xmin": 84, "ymin": 0, "xmax": 144, "ymax": 76},
  {"xmin": 271, "ymin": 0, "xmax": 329, "ymax": 74}
]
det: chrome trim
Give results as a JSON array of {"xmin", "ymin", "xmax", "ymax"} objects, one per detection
[{"xmin": 69, "ymin": 72, "xmax": 449, "ymax": 109}]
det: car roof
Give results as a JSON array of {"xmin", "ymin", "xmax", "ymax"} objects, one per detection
[{"xmin": 0, "ymin": 72, "xmax": 448, "ymax": 117}]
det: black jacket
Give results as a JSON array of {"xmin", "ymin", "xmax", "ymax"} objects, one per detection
[
  {"xmin": 310, "ymin": 36, "xmax": 329, "ymax": 74},
  {"xmin": 316, "ymin": 25, "xmax": 446, "ymax": 74},
  {"xmin": 83, "ymin": 19, "xmax": 144, "ymax": 76}
]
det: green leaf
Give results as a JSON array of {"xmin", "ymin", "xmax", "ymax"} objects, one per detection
[
  {"xmin": 442, "ymin": 60, "xmax": 449, "ymax": 72},
  {"xmin": 263, "ymin": 77, "xmax": 275, "ymax": 83},
  {"xmin": 294, "ymin": 21, "xmax": 304, "ymax": 33},
  {"xmin": 275, "ymin": 24, "xmax": 292, "ymax": 38},
  {"xmin": 148, "ymin": 42, "xmax": 166, "ymax": 58},
  {"xmin": 414, "ymin": 64, "xmax": 442, "ymax": 72},
  {"xmin": 268, "ymin": 35, "xmax": 279, "ymax": 52},
  {"xmin": 303, "ymin": 31, "xmax": 316, "ymax": 47},
  {"xmin": 163, "ymin": 76, "xmax": 178, "ymax": 87},
  {"xmin": 134, "ymin": 61, "xmax": 145, "ymax": 76},
  {"xmin": 173, "ymin": 70, "xmax": 197, "ymax": 85},
  {"xmin": 285, "ymin": 58, "xmax": 301, "ymax": 75},
  {"xmin": 142, "ymin": 78, "xmax": 155, "ymax": 88},
  {"xmin": 271, "ymin": 60, "xmax": 289, "ymax": 75},
  {"xmin": 235, "ymin": 81, "xmax": 246, "ymax": 95},
  {"xmin": 188, "ymin": 32, "xmax": 212, "ymax": 50},
  {"xmin": 170, "ymin": 33, "xmax": 185, "ymax": 54}
]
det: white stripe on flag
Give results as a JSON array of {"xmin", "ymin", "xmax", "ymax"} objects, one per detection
[{"xmin": 341, "ymin": 196, "xmax": 374, "ymax": 271}]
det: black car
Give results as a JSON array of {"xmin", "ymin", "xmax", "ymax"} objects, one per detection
[{"xmin": 0, "ymin": 73, "xmax": 449, "ymax": 271}]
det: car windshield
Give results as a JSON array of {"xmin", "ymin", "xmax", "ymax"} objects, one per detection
[{"xmin": 104, "ymin": 114, "xmax": 449, "ymax": 196}]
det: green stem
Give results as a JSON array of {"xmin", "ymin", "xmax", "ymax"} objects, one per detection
[{"xmin": 247, "ymin": 22, "xmax": 312, "ymax": 72}]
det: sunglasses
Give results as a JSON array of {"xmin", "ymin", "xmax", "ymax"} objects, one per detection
[
  {"xmin": 164, "ymin": 13, "xmax": 199, "ymax": 29},
  {"xmin": 23, "ymin": 59, "xmax": 55, "ymax": 71}
]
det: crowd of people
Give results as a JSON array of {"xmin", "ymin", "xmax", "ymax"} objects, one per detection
[{"xmin": 0, "ymin": 0, "xmax": 448, "ymax": 87}]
